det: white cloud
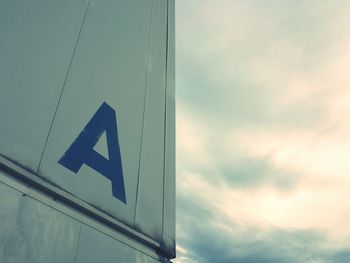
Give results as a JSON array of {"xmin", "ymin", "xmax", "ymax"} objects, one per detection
[{"xmin": 175, "ymin": 0, "xmax": 350, "ymax": 261}]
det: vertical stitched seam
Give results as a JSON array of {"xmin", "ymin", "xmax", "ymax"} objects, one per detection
[
  {"xmin": 37, "ymin": 0, "xmax": 92, "ymax": 173},
  {"xmin": 133, "ymin": 0, "xmax": 154, "ymax": 227},
  {"xmin": 73, "ymin": 224, "xmax": 83, "ymax": 263},
  {"xmin": 161, "ymin": 0, "xmax": 170, "ymax": 246}
]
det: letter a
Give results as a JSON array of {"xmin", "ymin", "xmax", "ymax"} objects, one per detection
[{"xmin": 58, "ymin": 102, "xmax": 126, "ymax": 203}]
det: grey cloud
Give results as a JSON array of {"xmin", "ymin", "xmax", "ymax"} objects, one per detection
[
  {"xmin": 175, "ymin": 1, "xmax": 350, "ymax": 262},
  {"xmin": 329, "ymin": 249, "xmax": 350, "ymax": 263},
  {"xmin": 176, "ymin": 0, "xmax": 336, "ymax": 129},
  {"xmin": 177, "ymin": 56, "xmax": 272, "ymax": 126},
  {"xmin": 217, "ymin": 158, "xmax": 298, "ymax": 191},
  {"xmin": 177, "ymin": 47, "xmax": 328, "ymax": 130},
  {"xmin": 176, "ymin": 195, "xmax": 345, "ymax": 263},
  {"xmin": 183, "ymin": 156, "xmax": 299, "ymax": 192}
]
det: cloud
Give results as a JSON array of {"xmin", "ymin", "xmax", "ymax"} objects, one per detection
[
  {"xmin": 175, "ymin": 0, "xmax": 350, "ymax": 262},
  {"xmin": 177, "ymin": 108, "xmax": 300, "ymax": 194},
  {"xmin": 176, "ymin": 0, "xmax": 350, "ymax": 129},
  {"xmin": 329, "ymin": 249, "xmax": 350, "ymax": 263},
  {"xmin": 215, "ymin": 157, "xmax": 298, "ymax": 190},
  {"xmin": 176, "ymin": 194, "xmax": 347, "ymax": 263}
]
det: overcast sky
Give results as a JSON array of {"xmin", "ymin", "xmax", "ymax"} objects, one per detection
[{"xmin": 175, "ymin": 1, "xmax": 350, "ymax": 262}]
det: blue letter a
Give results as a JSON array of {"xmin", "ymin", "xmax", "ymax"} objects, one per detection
[{"xmin": 58, "ymin": 102, "xmax": 126, "ymax": 203}]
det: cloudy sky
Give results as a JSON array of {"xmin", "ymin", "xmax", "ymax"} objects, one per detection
[{"xmin": 175, "ymin": 1, "xmax": 350, "ymax": 262}]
